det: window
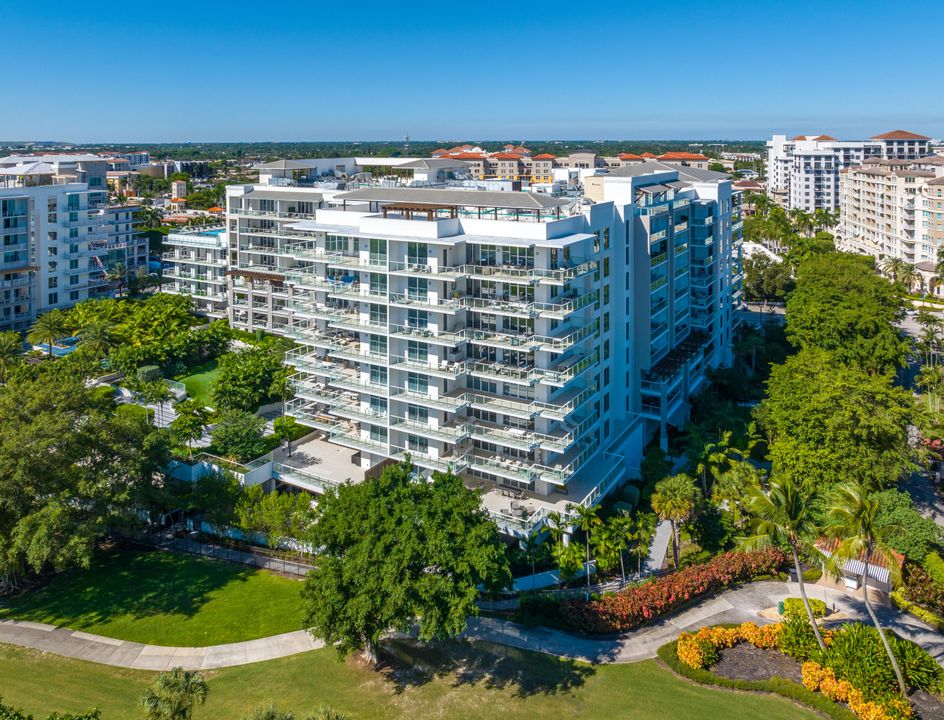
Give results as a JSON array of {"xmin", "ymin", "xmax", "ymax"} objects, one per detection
[
  {"xmin": 407, "ymin": 308, "xmax": 427, "ymax": 329},
  {"xmin": 407, "ymin": 404, "xmax": 428, "ymax": 423},
  {"xmin": 48, "ymin": 277, "xmax": 58, "ymax": 289},
  {"xmin": 407, "ymin": 340, "xmax": 427, "ymax": 362},
  {"xmin": 369, "ymin": 426, "xmax": 387, "ymax": 443},
  {"xmin": 369, "ymin": 273, "xmax": 386, "ymax": 295},
  {"xmin": 407, "ymin": 276, "xmax": 427, "ymax": 300},
  {"xmin": 369, "ymin": 238, "xmax": 386, "ymax": 262},
  {"xmin": 407, "ymin": 435, "xmax": 428, "ymax": 453},
  {"xmin": 48, "ymin": 292, "xmax": 58, "ymax": 305},
  {"xmin": 369, "ymin": 397, "xmax": 387, "ymax": 417},
  {"xmin": 369, "ymin": 334, "xmax": 387, "ymax": 355},
  {"xmin": 407, "ymin": 242, "xmax": 425, "ymax": 266},
  {"xmin": 407, "ymin": 372, "xmax": 428, "ymax": 393},
  {"xmin": 369, "ymin": 303, "xmax": 387, "ymax": 325},
  {"xmin": 369, "ymin": 365, "xmax": 387, "ymax": 385}
]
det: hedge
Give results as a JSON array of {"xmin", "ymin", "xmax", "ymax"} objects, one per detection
[
  {"xmin": 782, "ymin": 597, "xmax": 827, "ymax": 619},
  {"xmin": 556, "ymin": 549, "xmax": 786, "ymax": 633},
  {"xmin": 890, "ymin": 589, "xmax": 944, "ymax": 632},
  {"xmin": 657, "ymin": 640, "xmax": 857, "ymax": 720}
]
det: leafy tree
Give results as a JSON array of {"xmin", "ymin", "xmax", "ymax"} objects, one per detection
[
  {"xmin": 27, "ymin": 310, "xmax": 69, "ymax": 357},
  {"xmin": 189, "ymin": 469, "xmax": 242, "ymax": 528},
  {"xmin": 741, "ymin": 475, "xmax": 826, "ymax": 650},
  {"xmin": 785, "ymin": 254, "xmax": 908, "ymax": 373},
  {"xmin": 743, "ymin": 254, "xmax": 793, "ymax": 304},
  {"xmin": 302, "ymin": 461, "xmax": 510, "ymax": 665},
  {"xmin": 711, "ymin": 461, "xmax": 760, "ymax": 530},
  {"xmin": 211, "ymin": 347, "xmax": 285, "ymax": 412},
  {"xmin": 169, "ymin": 399, "xmax": 210, "ymax": 459},
  {"xmin": 761, "ymin": 348, "xmax": 915, "ymax": 493},
  {"xmin": 871, "ymin": 489, "xmax": 942, "ymax": 563},
  {"xmin": 236, "ymin": 486, "xmax": 309, "ymax": 548},
  {"xmin": 651, "ymin": 473, "xmax": 699, "ymax": 568},
  {"xmin": 0, "ymin": 374, "xmax": 167, "ymax": 587},
  {"xmin": 0, "ymin": 331, "xmax": 23, "ymax": 383},
  {"xmin": 827, "ymin": 482, "xmax": 908, "ymax": 697},
  {"xmin": 141, "ymin": 668, "xmax": 208, "ymax": 720},
  {"xmin": 210, "ymin": 410, "xmax": 268, "ymax": 462},
  {"xmin": 554, "ymin": 542, "xmax": 584, "ymax": 583}
]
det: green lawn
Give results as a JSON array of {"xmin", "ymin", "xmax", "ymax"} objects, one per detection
[
  {"xmin": 0, "ymin": 641, "xmax": 821, "ymax": 720},
  {"xmin": 0, "ymin": 550, "xmax": 304, "ymax": 646},
  {"xmin": 175, "ymin": 359, "xmax": 220, "ymax": 407}
]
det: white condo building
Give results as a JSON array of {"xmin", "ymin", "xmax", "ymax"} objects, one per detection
[
  {"xmin": 766, "ymin": 130, "xmax": 932, "ymax": 211},
  {"xmin": 220, "ymin": 160, "xmax": 742, "ymax": 536},
  {"xmin": 162, "ymin": 228, "xmax": 229, "ymax": 317},
  {"xmin": 0, "ymin": 154, "xmax": 148, "ymax": 331}
]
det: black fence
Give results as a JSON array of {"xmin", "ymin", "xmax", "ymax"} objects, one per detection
[{"xmin": 130, "ymin": 530, "xmax": 314, "ymax": 577}]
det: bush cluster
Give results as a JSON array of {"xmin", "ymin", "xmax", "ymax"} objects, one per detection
[
  {"xmin": 802, "ymin": 662, "xmax": 912, "ymax": 720},
  {"xmin": 782, "ymin": 597, "xmax": 827, "ymax": 618},
  {"xmin": 677, "ymin": 622, "xmax": 781, "ymax": 669},
  {"xmin": 555, "ymin": 549, "xmax": 785, "ymax": 633},
  {"xmin": 901, "ymin": 564, "xmax": 944, "ymax": 616},
  {"xmin": 890, "ymin": 589, "xmax": 944, "ymax": 632}
]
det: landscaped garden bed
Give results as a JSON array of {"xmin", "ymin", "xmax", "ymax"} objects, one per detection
[
  {"xmin": 521, "ymin": 549, "xmax": 785, "ymax": 634},
  {"xmin": 664, "ymin": 618, "xmax": 944, "ymax": 720}
]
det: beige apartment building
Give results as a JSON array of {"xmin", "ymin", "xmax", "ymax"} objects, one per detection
[{"xmin": 838, "ymin": 156, "xmax": 944, "ymax": 267}]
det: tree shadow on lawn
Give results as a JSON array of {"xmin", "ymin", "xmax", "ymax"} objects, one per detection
[
  {"xmin": 0, "ymin": 548, "xmax": 254, "ymax": 628},
  {"xmin": 378, "ymin": 638, "xmax": 595, "ymax": 698}
]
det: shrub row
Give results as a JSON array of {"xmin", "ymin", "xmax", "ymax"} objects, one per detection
[
  {"xmin": 901, "ymin": 564, "xmax": 944, "ymax": 616},
  {"xmin": 677, "ymin": 622, "xmax": 781, "ymax": 669},
  {"xmin": 556, "ymin": 549, "xmax": 785, "ymax": 633},
  {"xmin": 802, "ymin": 661, "xmax": 912, "ymax": 720},
  {"xmin": 889, "ymin": 590, "xmax": 944, "ymax": 633},
  {"xmin": 657, "ymin": 640, "xmax": 857, "ymax": 720}
]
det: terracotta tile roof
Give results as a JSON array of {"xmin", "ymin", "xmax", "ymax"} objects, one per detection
[
  {"xmin": 431, "ymin": 148, "xmax": 449, "ymax": 156},
  {"xmin": 817, "ymin": 536, "xmax": 904, "ymax": 579},
  {"xmin": 791, "ymin": 134, "xmax": 838, "ymax": 142},
  {"xmin": 641, "ymin": 152, "xmax": 657, "ymax": 158},
  {"xmin": 491, "ymin": 153, "xmax": 524, "ymax": 160},
  {"xmin": 658, "ymin": 151, "xmax": 709, "ymax": 161},
  {"xmin": 871, "ymin": 130, "xmax": 930, "ymax": 141},
  {"xmin": 447, "ymin": 153, "xmax": 486, "ymax": 160},
  {"xmin": 531, "ymin": 153, "xmax": 556, "ymax": 160},
  {"xmin": 618, "ymin": 153, "xmax": 643, "ymax": 160}
]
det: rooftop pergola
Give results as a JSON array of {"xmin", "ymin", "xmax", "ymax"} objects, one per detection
[{"xmin": 380, "ymin": 202, "xmax": 458, "ymax": 220}]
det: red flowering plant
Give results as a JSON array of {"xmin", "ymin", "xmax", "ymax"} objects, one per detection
[{"xmin": 559, "ymin": 549, "xmax": 785, "ymax": 633}]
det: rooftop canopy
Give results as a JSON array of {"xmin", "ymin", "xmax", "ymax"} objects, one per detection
[{"xmin": 334, "ymin": 186, "xmax": 571, "ymax": 211}]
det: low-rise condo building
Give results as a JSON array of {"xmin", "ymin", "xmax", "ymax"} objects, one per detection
[{"xmin": 221, "ymin": 160, "xmax": 742, "ymax": 536}]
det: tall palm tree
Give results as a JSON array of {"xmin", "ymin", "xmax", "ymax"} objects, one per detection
[
  {"xmin": 712, "ymin": 461, "xmax": 759, "ymax": 530},
  {"xmin": 105, "ymin": 260, "xmax": 129, "ymax": 298},
  {"xmin": 651, "ymin": 473, "xmax": 699, "ymax": 569},
  {"xmin": 631, "ymin": 511, "xmax": 658, "ymax": 575},
  {"xmin": 27, "ymin": 310, "xmax": 68, "ymax": 358},
  {"xmin": 570, "ymin": 503, "xmax": 602, "ymax": 590},
  {"xmin": 0, "ymin": 331, "xmax": 23, "ymax": 383},
  {"xmin": 788, "ymin": 208, "xmax": 814, "ymax": 237},
  {"xmin": 827, "ymin": 482, "xmax": 908, "ymax": 697},
  {"xmin": 77, "ymin": 319, "xmax": 117, "ymax": 360},
  {"xmin": 521, "ymin": 531, "xmax": 541, "ymax": 590},
  {"xmin": 740, "ymin": 475, "xmax": 826, "ymax": 651},
  {"xmin": 141, "ymin": 667, "xmax": 208, "ymax": 720},
  {"xmin": 611, "ymin": 511, "xmax": 635, "ymax": 583}
]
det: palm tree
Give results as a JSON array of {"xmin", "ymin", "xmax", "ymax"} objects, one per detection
[
  {"xmin": 77, "ymin": 319, "xmax": 117, "ymax": 360},
  {"xmin": 306, "ymin": 708, "xmax": 349, "ymax": 720},
  {"xmin": 521, "ymin": 531, "xmax": 541, "ymax": 590},
  {"xmin": 610, "ymin": 511, "xmax": 635, "ymax": 583},
  {"xmin": 788, "ymin": 208, "xmax": 814, "ymax": 237},
  {"xmin": 105, "ymin": 260, "xmax": 129, "ymax": 298},
  {"xmin": 712, "ymin": 461, "xmax": 759, "ymax": 530},
  {"xmin": 27, "ymin": 310, "xmax": 68, "ymax": 358},
  {"xmin": 827, "ymin": 482, "xmax": 908, "ymax": 697},
  {"xmin": 136, "ymin": 380, "xmax": 172, "ymax": 426},
  {"xmin": 0, "ymin": 331, "xmax": 23, "ymax": 383},
  {"xmin": 881, "ymin": 257, "xmax": 917, "ymax": 290},
  {"xmin": 740, "ymin": 475, "xmax": 826, "ymax": 651},
  {"xmin": 141, "ymin": 667, "xmax": 208, "ymax": 720},
  {"xmin": 630, "ymin": 511, "xmax": 658, "ymax": 575},
  {"xmin": 570, "ymin": 503, "xmax": 602, "ymax": 590},
  {"xmin": 651, "ymin": 473, "xmax": 699, "ymax": 569},
  {"xmin": 170, "ymin": 398, "xmax": 210, "ymax": 460},
  {"xmin": 545, "ymin": 510, "xmax": 566, "ymax": 574},
  {"xmin": 592, "ymin": 517, "xmax": 626, "ymax": 582}
]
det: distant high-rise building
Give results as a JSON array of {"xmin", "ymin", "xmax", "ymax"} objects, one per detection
[{"xmin": 766, "ymin": 130, "xmax": 931, "ymax": 211}]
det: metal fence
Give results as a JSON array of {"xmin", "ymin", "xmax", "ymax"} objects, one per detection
[{"xmin": 130, "ymin": 530, "xmax": 314, "ymax": 577}]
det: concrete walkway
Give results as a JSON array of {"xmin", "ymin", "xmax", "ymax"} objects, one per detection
[
  {"xmin": 0, "ymin": 622, "xmax": 323, "ymax": 671},
  {"xmin": 2, "ymin": 581, "xmax": 941, "ymax": 670}
]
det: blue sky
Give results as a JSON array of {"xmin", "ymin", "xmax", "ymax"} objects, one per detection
[{"xmin": 3, "ymin": 0, "xmax": 943, "ymax": 142}]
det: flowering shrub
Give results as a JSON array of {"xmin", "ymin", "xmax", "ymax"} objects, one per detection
[
  {"xmin": 560, "ymin": 549, "xmax": 785, "ymax": 633},
  {"xmin": 677, "ymin": 622, "xmax": 782, "ymax": 669},
  {"xmin": 802, "ymin": 662, "xmax": 913, "ymax": 720}
]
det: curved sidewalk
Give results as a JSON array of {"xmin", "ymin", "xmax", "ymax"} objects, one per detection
[
  {"xmin": 2, "ymin": 581, "xmax": 941, "ymax": 670},
  {"xmin": 0, "ymin": 621, "xmax": 323, "ymax": 671}
]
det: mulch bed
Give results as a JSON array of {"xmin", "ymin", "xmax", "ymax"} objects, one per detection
[{"xmin": 711, "ymin": 644, "xmax": 803, "ymax": 684}]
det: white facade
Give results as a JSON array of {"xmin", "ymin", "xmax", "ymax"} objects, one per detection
[
  {"xmin": 162, "ymin": 228, "xmax": 229, "ymax": 317},
  {"xmin": 0, "ymin": 156, "xmax": 148, "ymax": 331},
  {"xmin": 222, "ymin": 162, "xmax": 742, "ymax": 536},
  {"xmin": 766, "ymin": 131, "xmax": 932, "ymax": 211}
]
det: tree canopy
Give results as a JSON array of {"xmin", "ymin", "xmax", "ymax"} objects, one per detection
[
  {"xmin": 760, "ymin": 348, "xmax": 915, "ymax": 493},
  {"xmin": 785, "ymin": 254, "xmax": 908, "ymax": 373},
  {"xmin": 211, "ymin": 344, "xmax": 287, "ymax": 412},
  {"xmin": 302, "ymin": 461, "xmax": 510, "ymax": 663},
  {"xmin": 0, "ymin": 374, "xmax": 167, "ymax": 584}
]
